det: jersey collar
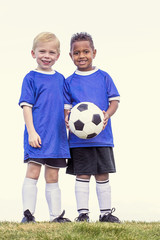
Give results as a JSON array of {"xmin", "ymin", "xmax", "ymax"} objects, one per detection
[
  {"xmin": 75, "ymin": 67, "xmax": 99, "ymax": 76},
  {"xmin": 33, "ymin": 69, "xmax": 56, "ymax": 75}
]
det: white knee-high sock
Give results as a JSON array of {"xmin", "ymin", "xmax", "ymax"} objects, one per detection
[
  {"xmin": 22, "ymin": 177, "xmax": 38, "ymax": 215},
  {"xmin": 75, "ymin": 178, "xmax": 90, "ymax": 214},
  {"xmin": 96, "ymin": 179, "xmax": 111, "ymax": 216},
  {"xmin": 45, "ymin": 182, "xmax": 61, "ymax": 221}
]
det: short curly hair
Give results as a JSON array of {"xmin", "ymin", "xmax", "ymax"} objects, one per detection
[{"xmin": 70, "ymin": 32, "xmax": 95, "ymax": 51}]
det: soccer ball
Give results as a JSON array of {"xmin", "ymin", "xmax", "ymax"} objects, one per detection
[{"xmin": 69, "ymin": 102, "xmax": 104, "ymax": 139}]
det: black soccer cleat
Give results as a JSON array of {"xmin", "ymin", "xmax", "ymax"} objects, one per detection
[
  {"xmin": 21, "ymin": 209, "xmax": 36, "ymax": 223},
  {"xmin": 99, "ymin": 208, "xmax": 120, "ymax": 223},
  {"xmin": 52, "ymin": 210, "xmax": 71, "ymax": 223},
  {"xmin": 75, "ymin": 212, "xmax": 89, "ymax": 222}
]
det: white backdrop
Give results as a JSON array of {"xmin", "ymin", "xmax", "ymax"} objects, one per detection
[{"xmin": 0, "ymin": 0, "xmax": 160, "ymax": 222}]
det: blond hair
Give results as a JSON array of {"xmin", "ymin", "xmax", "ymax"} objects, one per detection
[{"xmin": 32, "ymin": 32, "xmax": 60, "ymax": 53}]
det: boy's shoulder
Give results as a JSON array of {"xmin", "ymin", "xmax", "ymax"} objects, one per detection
[
  {"xmin": 54, "ymin": 70, "xmax": 65, "ymax": 79},
  {"xmin": 65, "ymin": 72, "xmax": 76, "ymax": 84},
  {"xmin": 98, "ymin": 69, "xmax": 111, "ymax": 78},
  {"xmin": 24, "ymin": 70, "xmax": 64, "ymax": 80},
  {"xmin": 24, "ymin": 70, "xmax": 42, "ymax": 78},
  {"xmin": 65, "ymin": 69, "xmax": 111, "ymax": 82},
  {"xmin": 23, "ymin": 71, "xmax": 35, "ymax": 83}
]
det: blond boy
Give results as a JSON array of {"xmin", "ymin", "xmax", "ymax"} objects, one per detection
[{"xmin": 19, "ymin": 32, "xmax": 71, "ymax": 223}]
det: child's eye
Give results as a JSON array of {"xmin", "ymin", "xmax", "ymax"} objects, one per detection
[
  {"xmin": 84, "ymin": 50, "xmax": 89, "ymax": 54},
  {"xmin": 73, "ymin": 52, "xmax": 79, "ymax": 55},
  {"xmin": 50, "ymin": 51, "xmax": 56, "ymax": 54}
]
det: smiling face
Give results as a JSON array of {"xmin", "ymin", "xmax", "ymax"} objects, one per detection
[
  {"xmin": 70, "ymin": 41, "xmax": 96, "ymax": 71},
  {"xmin": 31, "ymin": 41, "xmax": 60, "ymax": 72}
]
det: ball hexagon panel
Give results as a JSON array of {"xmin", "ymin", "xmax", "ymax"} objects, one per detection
[
  {"xmin": 94, "ymin": 122, "xmax": 103, "ymax": 134},
  {"xmin": 69, "ymin": 121, "xmax": 76, "ymax": 133},
  {"xmin": 74, "ymin": 130, "xmax": 88, "ymax": 139},
  {"xmin": 69, "ymin": 108, "xmax": 81, "ymax": 122},
  {"xmin": 83, "ymin": 122, "xmax": 97, "ymax": 135},
  {"xmin": 77, "ymin": 110, "xmax": 93, "ymax": 123}
]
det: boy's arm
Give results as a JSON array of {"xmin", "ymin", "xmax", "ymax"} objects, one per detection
[
  {"xmin": 103, "ymin": 100, "xmax": 119, "ymax": 130},
  {"xmin": 64, "ymin": 109, "xmax": 70, "ymax": 130},
  {"xmin": 23, "ymin": 106, "xmax": 41, "ymax": 148}
]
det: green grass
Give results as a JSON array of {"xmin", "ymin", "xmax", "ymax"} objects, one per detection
[{"xmin": 0, "ymin": 221, "xmax": 160, "ymax": 240}]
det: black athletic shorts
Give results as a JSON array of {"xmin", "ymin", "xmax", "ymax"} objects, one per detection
[
  {"xmin": 66, "ymin": 147, "xmax": 116, "ymax": 175},
  {"xmin": 24, "ymin": 158, "xmax": 67, "ymax": 168}
]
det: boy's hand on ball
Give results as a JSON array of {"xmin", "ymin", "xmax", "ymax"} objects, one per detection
[{"xmin": 103, "ymin": 111, "xmax": 109, "ymax": 130}]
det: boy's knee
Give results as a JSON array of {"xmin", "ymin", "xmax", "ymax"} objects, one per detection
[
  {"xmin": 45, "ymin": 175, "xmax": 58, "ymax": 183},
  {"xmin": 26, "ymin": 163, "xmax": 41, "ymax": 180},
  {"xmin": 45, "ymin": 167, "xmax": 59, "ymax": 183},
  {"xmin": 76, "ymin": 175, "xmax": 91, "ymax": 180},
  {"xmin": 95, "ymin": 173, "xmax": 109, "ymax": 181}
]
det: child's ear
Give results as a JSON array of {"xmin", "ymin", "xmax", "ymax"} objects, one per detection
[
  {"xmin": 93, "ymin": 49, "xmax": 97, "ymax": 59},
  {"xmin": 69, "ymin": 52, "xmax": 73, "ymax": 59},
  {"xmin": 56, "ymin": 53, "xmax": 60, "ymax": 61},
  {"xmin": 31, "ymin": 50, "xmax": 36, "ymax": 59}
]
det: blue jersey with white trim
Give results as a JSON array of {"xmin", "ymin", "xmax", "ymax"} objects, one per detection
[
  {"xmin": 19, "ymin": 70, "xmax": 70, "ymax": 160},
  {"xmin": 63, "ymin": 68, "xmax": 120, "ymax": 148}
]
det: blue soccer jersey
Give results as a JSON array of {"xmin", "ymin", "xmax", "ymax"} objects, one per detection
[
  {"xmin": 63, "ymin": 68, "xmax": 120, "ymax": 148},
  {"xmin": 19, "ymin": 70, "xmax": 70, "ymax": 160}
]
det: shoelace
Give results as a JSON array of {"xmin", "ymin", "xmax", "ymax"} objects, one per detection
[
  {"xmin": 101, "ymin": 208, "xmax": 116, "ymax": 220},
  {"xmin": 103, "ymin": 208, "xmax": 116, "ymax": 216},
  {"xmin": 101, "ymin": 208, "xmax": 120, "ymax": 223},
  {"xmin": 109, "ymin": 208, "xmax": 116, "ymax": 215}
]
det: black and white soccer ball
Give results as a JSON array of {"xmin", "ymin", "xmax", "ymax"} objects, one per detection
[{"xmin": 69, "ymin": 102, "xmax": 104, "ymax": 139}]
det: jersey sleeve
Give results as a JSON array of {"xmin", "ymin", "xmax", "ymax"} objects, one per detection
[
  {"xmin": 63, "ymin": 79, "xmax": 72, "ymax": 105},
  {"xmin": 19, "ymin": 73, "xmax": 35, "ymax": 107},
  {"xmin": 105, "ymin": 73, "xmax": 120, "ymax": 102}
]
